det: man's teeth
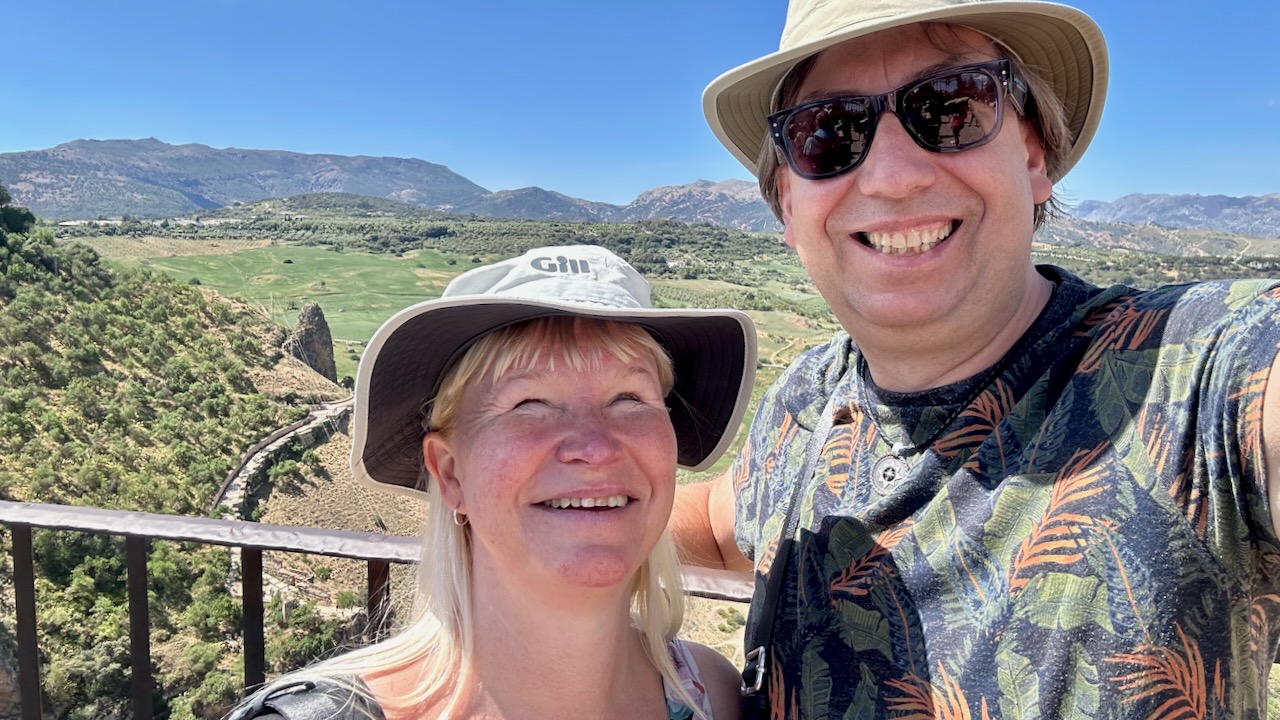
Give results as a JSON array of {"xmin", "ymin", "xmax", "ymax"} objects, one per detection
[
  {"xmin": 543, "ymin": 495, "xmax": 630, "ymax": 509},
  {"xmin": 863, "ymin": 223, "xmax": 954, "ymax": 255}
]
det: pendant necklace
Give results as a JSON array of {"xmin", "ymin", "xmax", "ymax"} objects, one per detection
[{"xmin": 856, "ymin": 353, "xmax": 1010, "ymax": 495}]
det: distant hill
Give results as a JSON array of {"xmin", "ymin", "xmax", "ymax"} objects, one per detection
[
  {"xmin": 1072, "ymin": 193, "xmax": 1280, "ymax": 239},
  {"xmin": 0, "ymin": 139, "xmax": 490, "ymax": 220},
  {"xmin": 1, "ymin": 139, "xmax": 784, "ymax": 230},
  {"xmin": 3, "ymin": 139, "xmax": 1277, "ymax": 238}
]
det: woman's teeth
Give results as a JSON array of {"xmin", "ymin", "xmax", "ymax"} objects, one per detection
[
  {"xmin": 861, "ymin": 222, "xmax": 955, "ymax": 255},
  {"xmin": 543, "ymin": 495, "xmax": 630, "ymax": 509}
]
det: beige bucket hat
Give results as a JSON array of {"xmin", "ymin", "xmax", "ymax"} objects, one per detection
[
  {"xmin": 351, "ymin": 245, "xmax": 758, "ymax": 496},
  {"xmin": 704, "ymin": 0, "xmax": 1108, "ymax": 183}
]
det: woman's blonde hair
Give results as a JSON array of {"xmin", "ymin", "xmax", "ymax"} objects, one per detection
[{"xmin": 249, "ymin": 316, "xmax": 705, "ymax": 719}]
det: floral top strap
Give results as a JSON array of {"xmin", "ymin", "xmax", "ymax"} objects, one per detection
[{"xmin": 663, "ymin": 639, "xmax": 714, "ymax": 719}]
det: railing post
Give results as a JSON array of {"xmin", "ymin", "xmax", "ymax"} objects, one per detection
[
  {"xmin": 367, "ymin": 560, "xmax": 391, "ymax": 640},
  {"xmin": 241, "ymin": 548, "xmax": 265, "ymax": 693},
  {"xmin": 125, "ymin": 536, "xmax": 152, "ymax": 720},
  {"xmin": 10, "ymin": 524, "xmax": 42, "ymax": 720}
]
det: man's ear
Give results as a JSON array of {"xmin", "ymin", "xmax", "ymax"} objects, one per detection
[
  {"xmin": 423, "ymin": 432, "xmax": 464, "ymax": 513},
  {"xmin": 778, "ymin": 170, "xmax": 798, "ymax": 249},
  {"xmin": 1022, "ymin": 121, "xmax": 1052, "ymax": 205}
]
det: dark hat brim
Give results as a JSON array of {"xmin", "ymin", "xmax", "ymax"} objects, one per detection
[{"xmin": 350, "ymin": 296, "xmax": 757, "ymax": 495}]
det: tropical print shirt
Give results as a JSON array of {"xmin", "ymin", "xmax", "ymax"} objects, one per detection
[{"xmin": 732, "ymin": 267, "xmax": 1280, "ymax": 719}]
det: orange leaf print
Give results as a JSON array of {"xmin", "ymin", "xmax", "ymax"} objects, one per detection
[
  {"xmin": 935, "ymin": 378, "xmax": 1016, "ymax": 460},
  {"xmin": 824, "ymin": 425, "xmax": 856, "ymax": 497},
  {"xmin": 1228, "ymin": 367, "xmax": 1268, "ymax": 471},
  {"xmin": 754, "ymin": 410, "xmax": 801, "ymax": 493},
  {"xmin": 1137, "ymin": 403, "xmax": 1208, "ymax": 538},
  {"xmin": 1105, "ymin": 625, "xmax": 1212, "ymax": 720},
  {"xmin": 768, "ymin": 651, "xmax": 797, "ymax": 720},
  {"xmin": 1079, "ymin": 306, "xmax": 1170, "ymax": 373},
  {"xmin": 1249, "ymin": 594, "xmax": 1280, "ymax": 653},
  {"xmin": 1009, "ymin": 443, "xmax": 1110, "ymax": 593},
  {"xmin": 884, "ymin": 673, "xmax": 935, "ymax": 718},
  {"xmin": 1077, "ymin": 299, "xmax": 1126, "ymax": 336},
  {"xmin": 756, "ymin": 536, "xmax": 780, "ymax": 576},
  {"xmin": 885, "ymin": 664, "xmax": 987, "ymax": 720},
  {"xmin": 830, "ymin": 522, "xmax": 915, "ymax": 600}
]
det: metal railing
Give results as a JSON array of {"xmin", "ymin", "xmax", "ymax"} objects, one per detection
[{"xmin": 0, "ymin": 500, "xmax": 751, "ymax": 720}]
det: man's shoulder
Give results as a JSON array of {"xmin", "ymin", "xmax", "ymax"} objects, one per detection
[
  {"xmin": 1091, "ymin": 277, "xmax": 1280, "ymax": 326},
  {"xmin": 778, "ymin": 331, "xmax": 853, "ymax": 387},
  {"xmin": 763, "ymin": 330, "xmax": 853, "ymax": 414}
]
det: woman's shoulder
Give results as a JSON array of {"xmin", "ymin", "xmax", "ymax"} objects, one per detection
[{"xmin": 672, "ymin": 639, "xmax": 743, "ymax": 720}]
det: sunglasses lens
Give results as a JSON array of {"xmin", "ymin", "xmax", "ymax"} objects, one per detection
[
  {"xmin": 902, "ymin": 69, "xmax": 1002, "ymax": 151},
  {"xmin": 781, "ymin": 100, "xmax": 872, "ymax": 178},
  {"xmin": 774, "ymin": 62, "xmax": 1012, "ymax": 179}
]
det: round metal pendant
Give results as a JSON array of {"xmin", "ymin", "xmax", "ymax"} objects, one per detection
[{"xmin": 871, "ymin": 454, "xmax": 910, "ymax": 494}]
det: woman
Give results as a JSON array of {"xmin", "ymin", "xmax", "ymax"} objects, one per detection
[{"xmin": 232, "ymin": 245, "xmax": 756, "ymax": 719}]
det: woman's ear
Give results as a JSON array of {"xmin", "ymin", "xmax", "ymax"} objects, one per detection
[{"xmin": 423, "ymin": 432, "xmax": 464, "ymax": 513}]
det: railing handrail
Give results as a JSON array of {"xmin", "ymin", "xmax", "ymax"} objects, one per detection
[
  {"xmin": 0, "ymin": 499, "xmax": 752, "ymax": 719},
  {"xmin": 0, "ymin": 500, "xmax": 752, "ymax": 599},
  {"xmin": 0, "ymin": 499, "xmax": 419, "ymax": 562}
]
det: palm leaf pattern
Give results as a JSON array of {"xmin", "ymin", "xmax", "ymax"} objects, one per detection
[
  {"xmin": 829, "ymin": 522, "xmax": 915, "ymax": 601},
  {"xmin": 730, "ymin": 273, "xmax": 1280, "ymax": 718},
  {"xmin": 935, "ymin": 378, "xmax": 1017, "ymax": 461},
  {"xmin": 768, "ymin": 651, "xmax": 797, "ymax": 720},
  {"xmin": 884, "ymin": 665, "xmax": 992, "ymax": 720},
  {"xmin": 1228, "ymin": 367, "xmax": 1268, "ymax": 473},
  {"xmin": 1078, "ymin": 305, "xmax": 1170, "ymax": 373},
  {"xmin": 751, "ymin": 409, "xmax": 800, "ymax": 494},
  {"xmin": 1009, "ymin": 443, "xmax": 1110, "ymax": 592},
  {"xmin": 822, "ymin": 421, "xmax": 859, "ymax": 498},
  {"xmin": 1106, "ymin": 624, "xmax": 1219, "ymax": 720}
]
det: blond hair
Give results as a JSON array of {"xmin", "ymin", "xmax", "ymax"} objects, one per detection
[
  {"xmin": 757, "ymin": 23, "xmax": 1070, "ymax": 229},
  {"xmin": 245, "ymin": 317, "xmax": 705, "ymax": 719}
]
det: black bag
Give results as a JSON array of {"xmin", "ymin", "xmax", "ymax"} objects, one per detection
[
  {"xmin": 739, "ymin": 397, "xmax": 835, "ymax": 720},
  {"xmin": 740, "ymin": 537, "xmax": 793, "ymax": 720},
  {"xmin": 228, "ymin": 678, "xmax": 384, "ymax": 720}
]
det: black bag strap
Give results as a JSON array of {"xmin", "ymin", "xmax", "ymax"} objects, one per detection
[
  {"xmin": 740, "ymin": 393, "xmax": 838, "ymax": 703},
  {"xmin": 229, "ymin": 678, "xmax": 384, "ymax": 720}
]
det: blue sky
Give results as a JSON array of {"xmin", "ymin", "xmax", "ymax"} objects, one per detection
[{"xmin": 7, "ymin": 1, "xmax": 1277, "ymax": 206}]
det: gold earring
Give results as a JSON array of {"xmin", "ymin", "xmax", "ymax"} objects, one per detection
[{"xmin": 453, "ymin": 511, "xmax": 469, "ymax": 526}]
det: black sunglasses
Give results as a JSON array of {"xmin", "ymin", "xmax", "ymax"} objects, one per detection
[{"xmin": 768, "ymin": 59, "xmax": 1029, "ymax": 180}]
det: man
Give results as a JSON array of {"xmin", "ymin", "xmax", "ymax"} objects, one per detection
[{"xmin": 672, "ymin": 0, "xmax": 1280, "ymax": 716}]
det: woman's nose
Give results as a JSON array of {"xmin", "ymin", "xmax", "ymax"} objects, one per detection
[{"xmin": 555, "ymin": 410, "xmax": 623, "ymax": 465}]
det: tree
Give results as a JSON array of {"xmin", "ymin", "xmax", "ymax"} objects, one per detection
[{"xmin": 0, "ymin": 180, "xmax": 35, "ymax": 238}]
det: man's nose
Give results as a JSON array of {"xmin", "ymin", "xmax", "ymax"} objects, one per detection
[{"xmin": 851, "ymin": 112, "xmax": 936, "ymax": 199}]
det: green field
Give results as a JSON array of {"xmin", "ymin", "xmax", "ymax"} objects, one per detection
[
  {"xmin": 74, "ymin": 235, "xmax": 839, "ymax": 476},
  {"xmin": 78, "ymin": 239, "xmax": 514, "ymax": 378}
]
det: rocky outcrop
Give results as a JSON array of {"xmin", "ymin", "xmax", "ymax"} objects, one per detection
[{"xmin": 286, "ymin": 303, "xmax": 337, "ymax": 382}]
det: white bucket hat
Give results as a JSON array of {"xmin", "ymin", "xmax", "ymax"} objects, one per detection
[
  {"xmin": 704, "ymin": 0, "xmax": 1108, "ymax": 183},
  {"xmin": 350, "ymin": 245, "xmax": 758, "ymax": 495}
]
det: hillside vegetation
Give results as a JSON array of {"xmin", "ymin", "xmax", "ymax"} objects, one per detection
[{"xmin": 0, "ymin": 190, "xmax": 358, "ymax": 716}]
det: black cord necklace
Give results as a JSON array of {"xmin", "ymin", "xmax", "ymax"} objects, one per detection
[{"xmin": 856, "ymin": 352, "xmax": 1011, "ymax": 494}]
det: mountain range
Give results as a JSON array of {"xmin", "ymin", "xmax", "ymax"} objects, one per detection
[{"xmin": 1, "ymin": 139, "xmax": 1276, "ymax": 239}]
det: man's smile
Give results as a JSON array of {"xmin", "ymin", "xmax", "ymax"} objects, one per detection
[{"xmin": 856, "ymin": 220, "xmax": 957, "ymax": 256}]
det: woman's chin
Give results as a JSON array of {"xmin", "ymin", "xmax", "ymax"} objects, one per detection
[{"xmin": 549, "ymin": 550, "xmax": 643, "ymax": 589}]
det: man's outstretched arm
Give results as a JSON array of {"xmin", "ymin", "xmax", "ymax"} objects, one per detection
[{"xmin": 671, "ymin": 471, "xmax": 752, "ymax": 572}]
